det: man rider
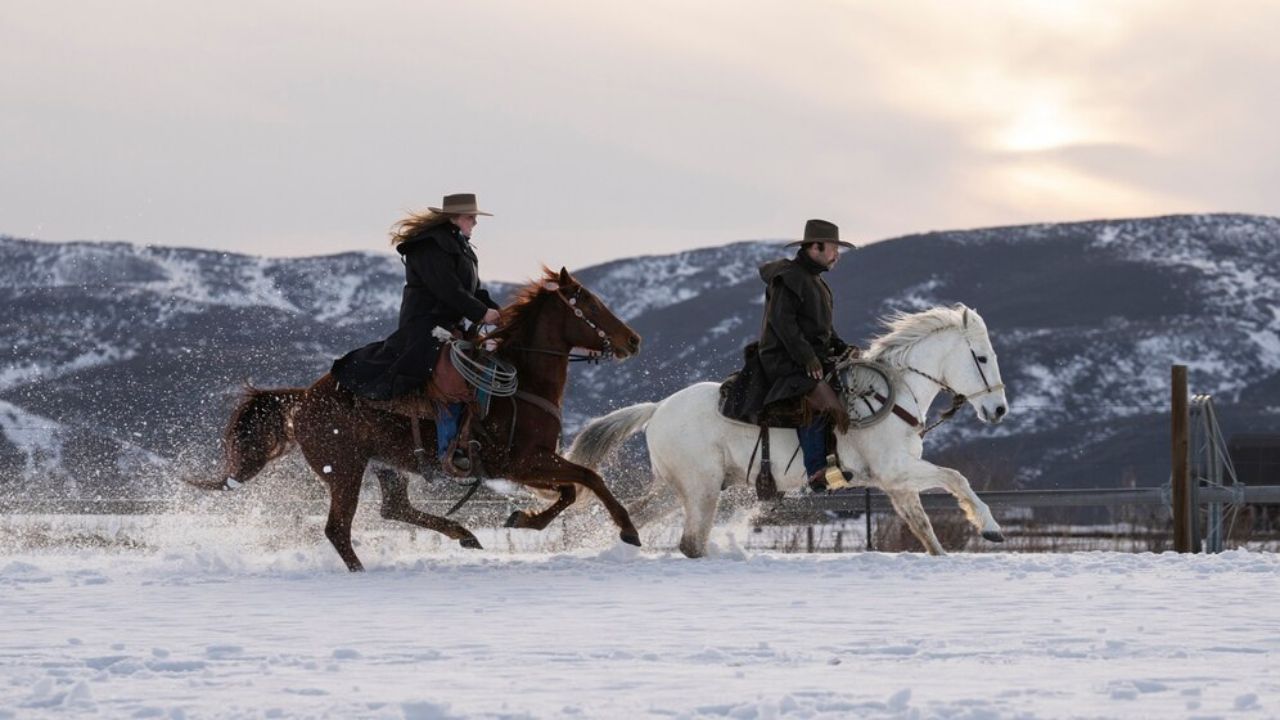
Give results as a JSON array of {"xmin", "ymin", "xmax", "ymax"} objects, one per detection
[{"xmin": 756, "ymin": 218, "xmax": 856, "ymax": 492}]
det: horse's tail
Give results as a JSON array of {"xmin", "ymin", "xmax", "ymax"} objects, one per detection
[
  {"xmin": 568, "ymin": 402, "xmax": 659, "ymax": 469},
  {"xmin": 190, "ymin": 386, "xmax": 306, "ymax": 491}
]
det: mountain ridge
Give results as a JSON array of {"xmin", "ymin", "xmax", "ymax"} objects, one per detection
[{"xmin": 3, "ymin": 212, "xmax": 1278, "ymax": 498}]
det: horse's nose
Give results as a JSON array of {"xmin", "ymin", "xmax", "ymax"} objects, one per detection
[
  {"xmin": 627, "ymin": 334, "xmax": 642, "ymax": 353},
  {"xmin": 994, "ymin": 405, "xmax": 1007, "ymax": 419}
]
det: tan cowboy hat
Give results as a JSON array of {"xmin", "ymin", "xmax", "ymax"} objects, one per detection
[
  {"xmin": 784, "ymin": 218, "xmax": 856, "ymax": 249},
  {"xmin": 428, "ymin": 193, "xmax": 494, "ymax": 217}
]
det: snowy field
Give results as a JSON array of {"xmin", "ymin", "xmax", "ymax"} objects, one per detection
[{"xmin": 3, "ymin": 514, "xmax": 1280, "ymax": 719}]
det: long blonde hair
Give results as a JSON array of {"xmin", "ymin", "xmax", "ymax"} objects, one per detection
[{"xmin": 390, "ymin": 209, "xmax": 452, "ymax": 247}]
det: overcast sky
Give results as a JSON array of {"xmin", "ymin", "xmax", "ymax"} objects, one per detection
[{"xmin": 3, "ymin": 0, "xmax": 1278, "ymax": 280}]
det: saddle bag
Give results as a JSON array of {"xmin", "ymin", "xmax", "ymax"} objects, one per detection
[{"xmin": 719, "ymin": 342, "xmax": 771, "ymax": 424}]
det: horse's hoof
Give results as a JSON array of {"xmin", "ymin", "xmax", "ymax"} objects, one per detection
[
  {"xmin": 504, "ymin": 511, "xmax": 525, "ymax": 529},
  {"xmin": 620, "ymin": 529, "xmax": 642, "ymax": 547},
  {"xmin": 982, "ymin": 530, "xmax": 1005, "ymax": 543},
  {"xmin": 459, "ymin": 536, "xmax": 483, "ymax": 550}
]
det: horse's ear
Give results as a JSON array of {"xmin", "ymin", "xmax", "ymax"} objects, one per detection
[{"xmin": 558, "ymin": 267, "xmax": 572, "ymax": 285}]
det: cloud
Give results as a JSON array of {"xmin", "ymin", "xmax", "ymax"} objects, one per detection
[{"xmin": 0, "ymin": 0, "xmax": 1277, "ymax": 280}]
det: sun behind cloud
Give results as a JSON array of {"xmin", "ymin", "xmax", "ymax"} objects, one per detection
[{"xmin": 996, "ymin": 98, "xmax": 1088, "ymax": 153}]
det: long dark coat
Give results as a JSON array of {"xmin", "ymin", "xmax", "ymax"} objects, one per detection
[
  {"xmin": 757, "ymin": 252, "xmax": 847, "ymax": 408},
  {"xmin": 719, "ymin": 251, "xmax": 848, "ymax": 425},
  {"xmin": 331, "ymin": 222, "xmax": 500, "ymax": 400}
]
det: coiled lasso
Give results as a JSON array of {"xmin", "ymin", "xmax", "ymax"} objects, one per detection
[{"xmin": 448, "ymin": 339, "xmax": 518, "ymax": 397}]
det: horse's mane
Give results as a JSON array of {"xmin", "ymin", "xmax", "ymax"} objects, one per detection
[
  {"xmin": 865, "ymin": 304, "xmax": 987, "ymax": 367},
  {"xmin": 485, "ymin": 267, "xmax": 562, "ymax": 348}
]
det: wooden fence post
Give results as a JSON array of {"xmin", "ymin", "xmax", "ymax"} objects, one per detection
[{"xmin": 1172, "ymin": 365, "xmax": 1192, "ymax": 553}]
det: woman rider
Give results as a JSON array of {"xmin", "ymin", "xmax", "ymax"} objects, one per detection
[{"xmin": 331, "ymin": 193, "xmax": 501, "ymax": 474}]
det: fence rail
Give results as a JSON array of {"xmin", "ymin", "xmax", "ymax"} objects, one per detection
[
  {"xmin": 767, "ymin": 484, "xmax": 1280, "ymax": 518},
  {"xmin": 7, "ymin": 484, "xmax": 1280, "ymax": 518},
  {"xmin": 756, "ymin": 485, "xmax": 1280, "ymax": 532}
]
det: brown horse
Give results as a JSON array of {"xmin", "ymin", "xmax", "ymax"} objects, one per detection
[{"xmin": 195, "ymin": 267, "xmax": 643, "ymax": 571}]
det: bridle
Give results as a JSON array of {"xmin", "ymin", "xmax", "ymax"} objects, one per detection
[
  {"xmin": 485, "ymin": 284, "xmax": 620, "ymax": 364},
  {"xmin": 905, "ymin": 344, "xmax": 1005, "ymax": 401},
  {"xmin": 899, "ymin": 334, "xmax": 1005, "ymax": 433},
  {"xmin": 498, "ymin": 284, "xmax": 618, "ymax": 364},
  {"xmin": 553, "ymin": 283, "xmax": 616, "ymax": 361}
]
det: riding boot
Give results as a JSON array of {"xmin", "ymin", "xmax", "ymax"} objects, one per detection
[
  {"xmin": 821, "ymin": 426, "xmax": 852, "ymax": 490},
  {"xmin": 807, "ymin": 462, "xmax": 854, "ymax": 493},
  {"xmin": 800, "ymin": 418, "xmax": 854, "ymax": 493},
  {"xmin": 441, "ymin": 435, "xmax": 472, "ymax": 478}
]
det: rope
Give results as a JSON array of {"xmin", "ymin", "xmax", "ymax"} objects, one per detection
[{"xmin": 447, "ymin": 340, "xmax": 518, "ymax": 397}]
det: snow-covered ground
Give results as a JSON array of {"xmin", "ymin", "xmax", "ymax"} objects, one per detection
[{"xmin": 2, "ymin": 515, "xmax": 1279, "ymax": 719}]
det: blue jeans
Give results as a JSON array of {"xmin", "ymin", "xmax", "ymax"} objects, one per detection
[
  {"xmin": 435, "ymin": 402, "xmax": 462, "ymax": 457},
  {"xmin": 797, "ymin": 418, "xmax": 827, "ymax": 478}
]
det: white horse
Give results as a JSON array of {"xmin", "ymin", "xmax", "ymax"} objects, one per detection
[{"xmin": 568, "ymin": 304, "xmax": 1010, "ymax": 556}]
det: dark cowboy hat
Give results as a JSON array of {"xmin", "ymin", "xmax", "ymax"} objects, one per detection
[
  {"xmin": 784, "ymin": 218, "xmax": 856, "ymax": 250},
  {"xmin": 428, "ymin": 193, "xmax": 494, "ymax": 217}
]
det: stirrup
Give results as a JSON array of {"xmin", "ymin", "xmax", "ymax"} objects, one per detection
[
  {"xmin": 823, "ymin": 465, "xmax": 853, "ymax": 491},
  {"xmin": 808, "ymin": 464, "xmax": 853, "ymax": 494},
  {"xmin": 822, "ymin": 453, "xmax": 852, "ymax": 490},
  {"xmin": 442, "ymin": 436, "xmax": 485, "ymax": 482},
  {"xmin": 441, "ymin": 448, "xmax": 472, "ymax": 479}
]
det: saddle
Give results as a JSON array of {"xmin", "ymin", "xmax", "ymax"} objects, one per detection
[
  {"xmin": 718, "ymin": 342, "xmax": 854, "ymax": 430},
  {"xmin": 356, "ymin": 337, "xmax": 476, "ymax": 419},
  {"xmin": 355, "ymin": 334, "xmax": 492, "ymax": 482},
  {"xmin": 719, "ymin": 342, "xmax": 858, "ymax": 500}
]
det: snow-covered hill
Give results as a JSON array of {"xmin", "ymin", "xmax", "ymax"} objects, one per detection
[
  {"xmin": 573, "ymin": 214, "xmax": 1280, "ymax": 491},
  {"xmin": 2, "ymin": 213, "xmax": 1278, "ymax": 498}
]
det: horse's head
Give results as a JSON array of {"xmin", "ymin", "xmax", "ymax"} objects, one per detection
[
  {"xmin": 939, "ymin": 306, "xmax": 1009, "ymax": 425},
  {"xmin": 534, "ymin": 267, "xmax": 642, "ymax": 359},
  {"xmin": 867, "ymin": 304, "xmax": 1009, "ymax": 426}
]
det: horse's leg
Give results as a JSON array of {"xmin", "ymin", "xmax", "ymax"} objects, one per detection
[
  {"xmin": 675, "ymin": 476, "xmax": 719, "ymax": 559},
  {"xmin": 646, "ymin": 440, "xmax": 718, "ymax": 559},
  {"xmin": 510, "ymin": 454, "xmax": 640, "ymax": 546},
  {"xmin": 374, "ymin": 467, "xmax": 482, "ymax": 550},
  {"xmin": 912, "ymin": 461, "xmax": 1005, "ymax": 542},
  {"xmin": 292, "ymin": 416, "xmax": 367, "ymax": 571},
  {"xmin": 883, "ymin": 487, "xmax": 947, "ymax": 556},
  {"xmin": 323, "ymin": 473, "xmax": 365, "ymax": 572},
  {"xmin": 505, "ymin": 485, "xmax": 576, "ymax": 531}
]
